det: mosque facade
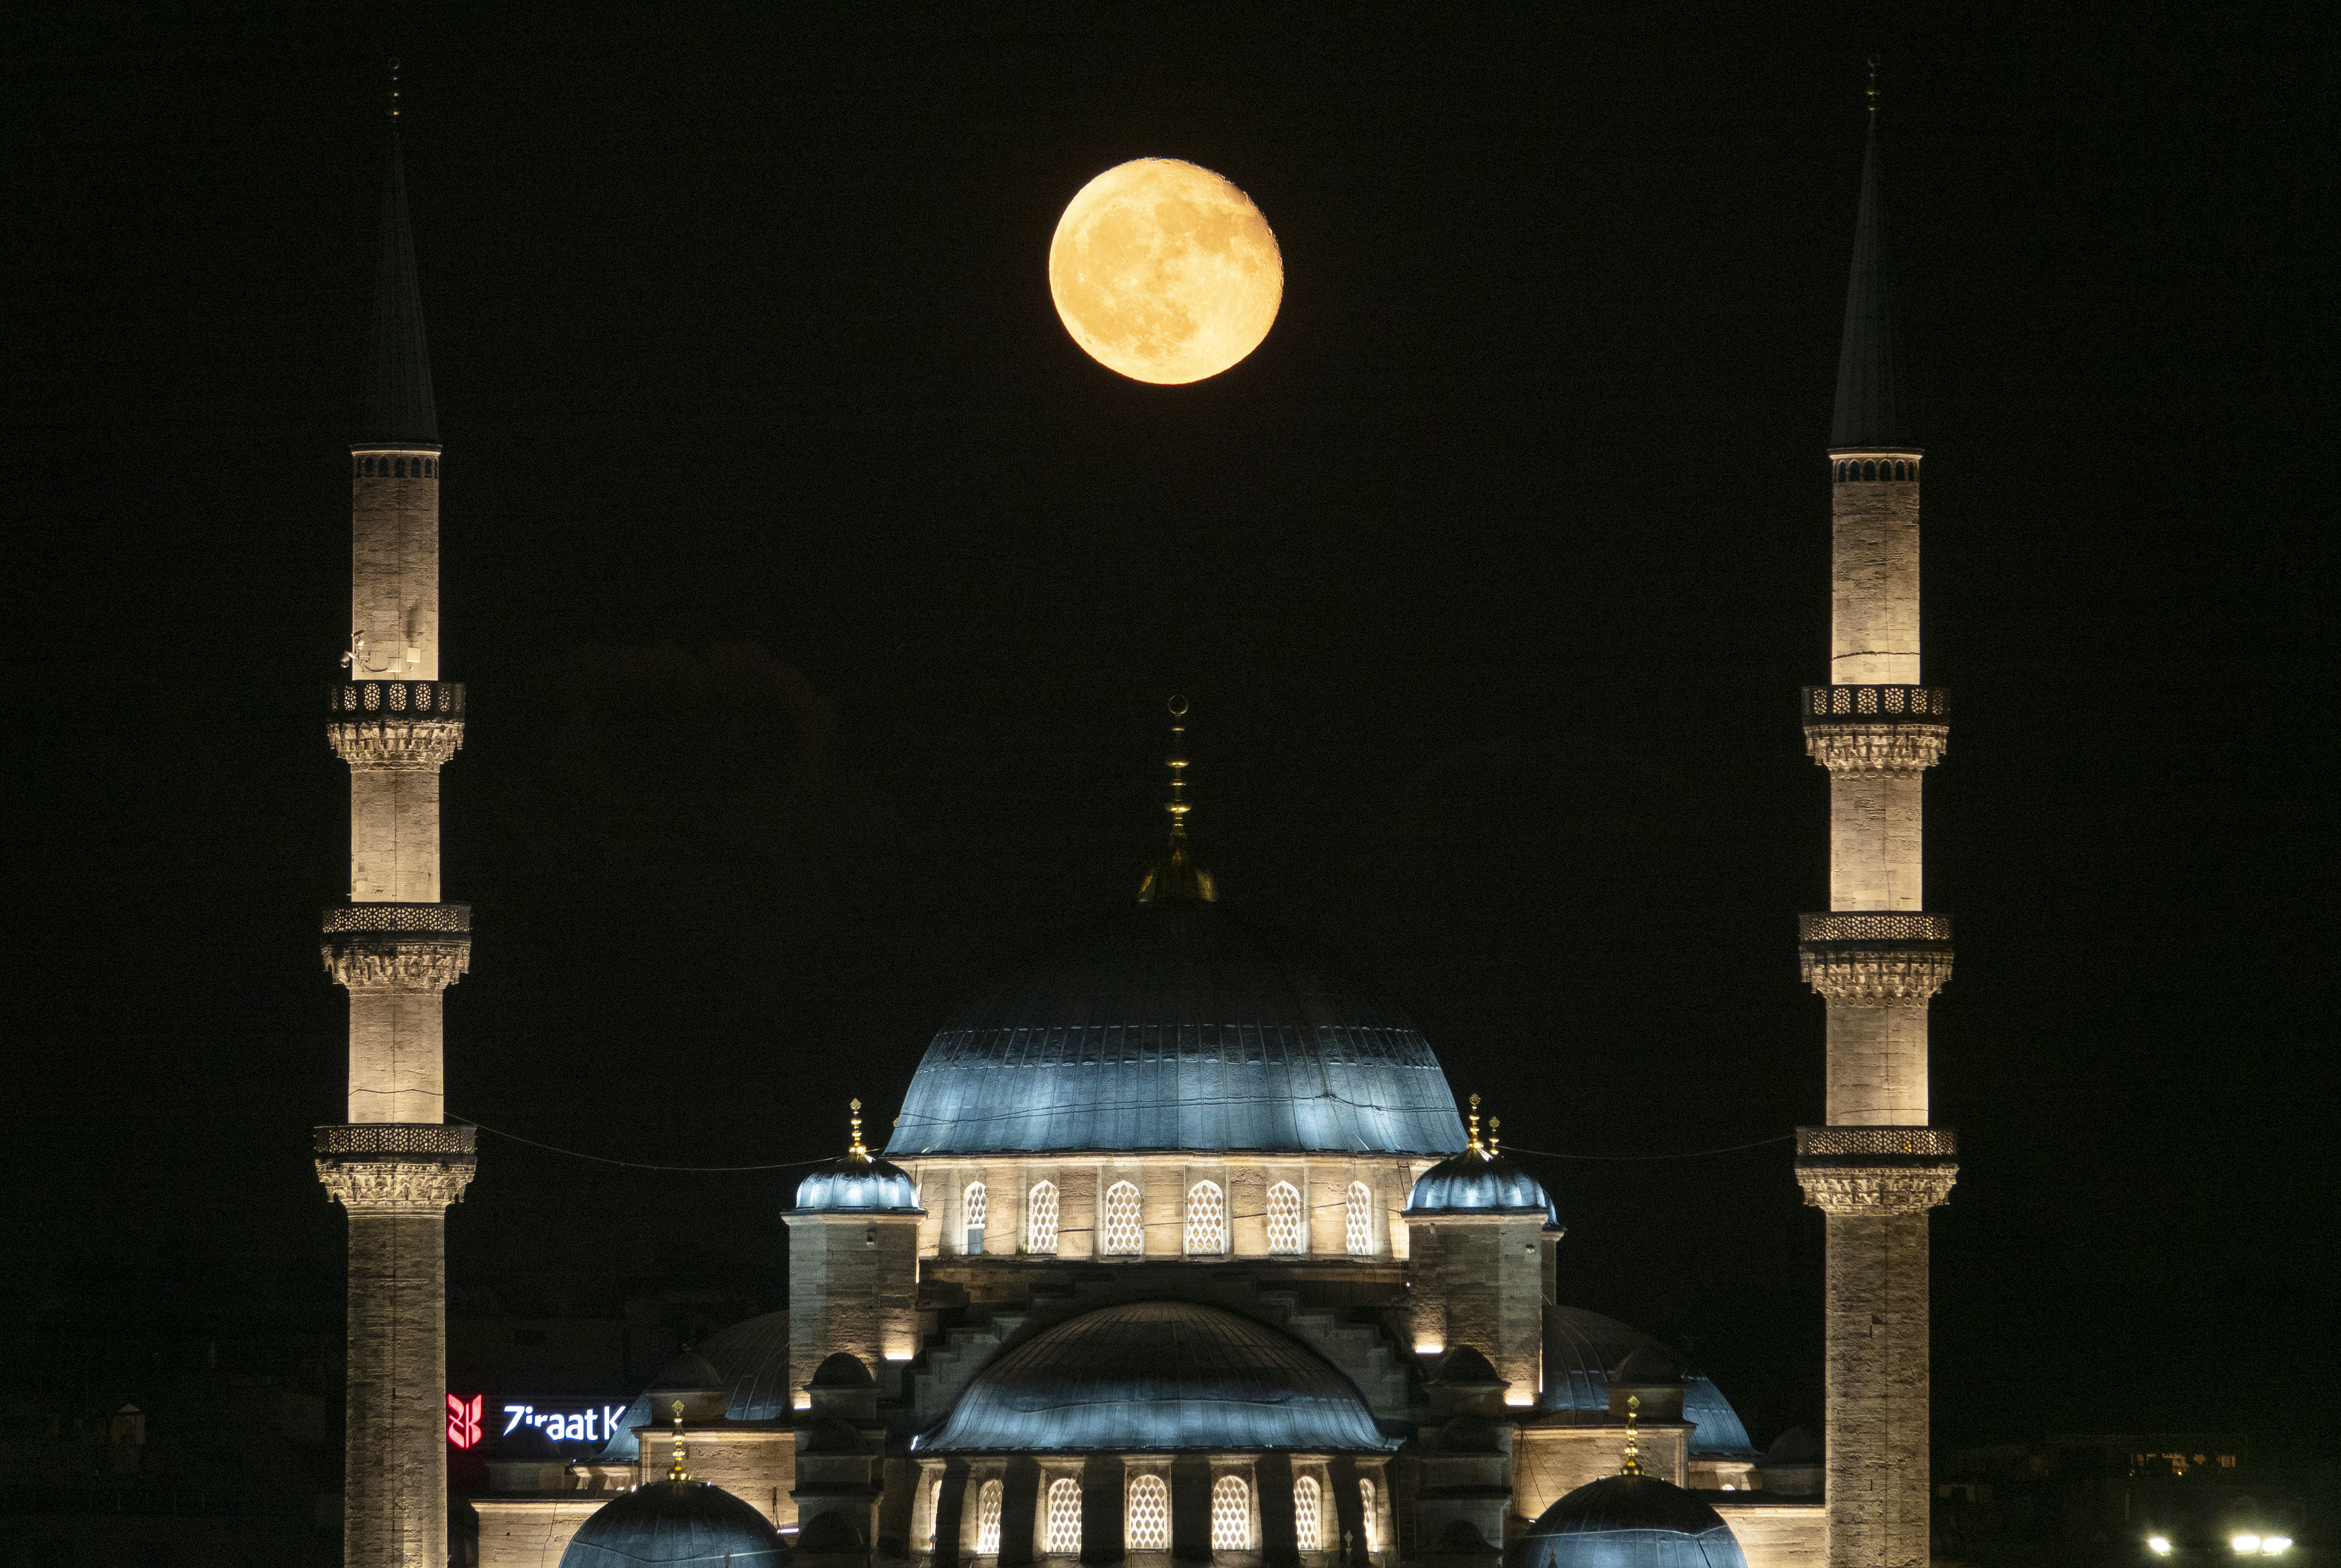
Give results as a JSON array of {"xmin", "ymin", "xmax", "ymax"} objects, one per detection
[{"xmin": 317, "ymin": 85, "xmax": 1948, "ymax": 1568}]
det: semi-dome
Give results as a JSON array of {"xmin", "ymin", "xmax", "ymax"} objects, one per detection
[
  {"xmin": 597, "ymin": 1313, "xmax": 793, "ymax": 1462},
  {"xmin": 885, "ymin": 898, "xmax": 1469, "ymax": 1157},
  {"xmin": 793, "ymin": 1149, "xmax": 920, "ymax": 1213},
  {"xmin": 1540, "ymin": 1306, "xmax": 1755, "ymax": 1457},
  {"xmin": 918, "ymin": 1299, "xmax": 1396, "ymax": 1454},
  {"xmin": 1513, "ymin": 1474, "xmax": 1748, "ymax": 1568},
  {"xmin": 559, "ymin": 1479, "xmax": 790, "ymax": 1568},
  {"xmin": 1405, "ymin": 1142, "xmax": 1560, "ymax": 1226}
]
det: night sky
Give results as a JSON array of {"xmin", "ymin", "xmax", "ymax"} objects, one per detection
[{"xmin": 9, "ymin": 3, "xmax": 2328, "ymax": 1460}]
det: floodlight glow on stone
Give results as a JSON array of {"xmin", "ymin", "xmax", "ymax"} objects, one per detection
[{"xmin": 1048, "ymin": 158, "xmax": 1282, "ymax": 384}]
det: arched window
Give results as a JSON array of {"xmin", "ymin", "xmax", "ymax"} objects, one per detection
[
  {"xmin": 1359, "ymin": 1479, "xmax": 1379, "ymax": 1555},
  {"xmin": 1127, "ymin": 1473, "xmax": 1170, "ymax": 1550},
  {"xmin": 425, "ymin": 458, "xmax": 437, "ymax": 477},
  {"xmin": 1028, "ymin": 1181, "xmax": 1059, "ymax": 1253},
  {"xmin": 1266, "ymin": 1181, "xmax": 1304, "ymax": 1254},
  {"xmin": 1185, "ymin": 1181, "xmax": 1225, "ymax": 1255},
  {"xmin": 1210, "ymin": 1475, "xmax": 1250, "ymax": 1551},
  {"xmin": 1863, "ymin": 460, "xmax": 1878, "ymax": 481},
  {"xmin": 1046, "ymin": 1476, "xmax": 1082, "ymax": 1554},
  {"xmin": 975, "ymin": 1479, "xmax": 1003, "ymax": 1555},
  {"xmin": 1345, "ymin": 1182, "xmax": 1373, "ymax": 1256},
  {"xmin": 1104, "ymin": 1181, "xmax": 1143, "ymax": 1254},
  {"xmin": 1293, "ymin": 1475, "xmax": 1322, "ymax": 1552},
  {"xmin": 963, "ymin": 1182, "xmax": 988, "ymax": 1255}
]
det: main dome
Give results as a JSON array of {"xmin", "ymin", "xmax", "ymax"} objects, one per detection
[{"xmin": 885, "ymin": 899, "xmax": 1469, "ymax": 1157}]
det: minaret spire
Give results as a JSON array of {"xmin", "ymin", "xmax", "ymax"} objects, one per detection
[
  {"xmin": 1829, "ymin": 56, "xmax": 1906, "ymax": 450},
  {"xmin": 361, "ymin": 59, "xmax": 439, "ymax": 446}
]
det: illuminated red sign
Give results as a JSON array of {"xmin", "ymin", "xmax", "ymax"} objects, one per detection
[{"xmin": 447, "ymin": 1393, "xmax": 483, "ymax": 1449}]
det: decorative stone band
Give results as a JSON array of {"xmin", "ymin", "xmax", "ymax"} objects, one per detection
[
  {"xmin": 323, "ymin": 939, "xmax": 470, "ymax": 991},
  {"xmin": 1799, "ymin": 911, "xmax": 1953, "ymax": 1001},
  {"xmin": 316, "ymin": 1157, "xmax": 476, "ymax": 1212},
  {"xmin": 1805, "ymin": 724, "xmax": 1947, "ymax": 773},
  {"xmin": 328, "ymin": 681, "xmax": 466, "ymax": 767},
  {"xmin": 1794, "ymin": 1159, "xmax": 1957, "ymax": 1214},
  {"xmin": 315, "ymin": 1122, "xmax": 478, "ymax": 1157}
]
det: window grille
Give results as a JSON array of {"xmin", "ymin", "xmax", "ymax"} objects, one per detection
[
  {"xmin": 1104, "ymin": 1182, "xmax": 1143, "ymax": 1254},
  {"xmin": 1186, "ymin": 1181, "xmax": 1226, "ymax": 1255},
  {"xmin": 1210, "ymin": 1475, "xmax": 1250, "ymax": 1551},
  {"xmin": 1293, "ymin": 1475, "xmax": 1322, "ymax": 1552},
  {"xmin": 975, "ymin": 1480, "xmax": 1003, "ymax": 1555},
  {"xmin": 964, "ymin": 1181, "xmax": 988, "ymax": 1255},
  {"xmin": 1266, "ymin": 1182, "xmax": 1304, "ymax": 1254},
  {"xmin": 1046, "ymin": 1477, "xmax": 1082, "ymax": 1554},
  {"xmin": 1358, "ymin": 1480, "xmax": 1378, "ymax": 1555},
  {"xmin": 1127, "ymin": 1474, "xmax": 1170, "ymax": 1550},
  {"xmin": 1345, "ymin": 1182, "xmax": 1373, "ymax": 1255},
  {"xmin": 1028, "ymin": 1182, "xmax": 1059, "ymax": 1253}
]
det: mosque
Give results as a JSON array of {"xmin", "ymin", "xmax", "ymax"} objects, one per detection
[{"xmin": 314, "ymin": 70, "xmax": 1953, "ymax": 1568}]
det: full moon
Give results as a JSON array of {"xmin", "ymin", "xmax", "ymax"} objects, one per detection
[{"xmin": 1048, "ymin": 158, "xmax": 1283, "ymax": 385}]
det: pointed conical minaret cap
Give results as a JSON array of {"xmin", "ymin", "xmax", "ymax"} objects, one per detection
[
  {"xmin": 1830, "ymin": 55, "xmax": 1910, "ymax": 450},
  {"xmin": 360, "ymin": 59, "xmax": 440, "ymax": 446},
  {"xmin": 1139, "ymin": 696, "xmax": 1217, "ymax": 903}
]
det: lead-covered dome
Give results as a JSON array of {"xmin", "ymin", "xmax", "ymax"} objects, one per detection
[
  {"xmin": 1539, "ymin": 1306, "xmax": 1755, "ymax": 1457},
  {"xmin": 1405, "ymin": 1143, "xmax": 1560, "ymax": 1225},
  {"xmin": 885, "ymin": 900, "xmax": 1469, "ymax": 1157},
  {"xmin": 918, "ymin": 1299, "xmax": 1396, "ymax": 1454},
  {"xmin": 1512, "ymin": 1474, "xmax": 1747, "ymax": 1568},
  {"xmin": 793, "ymin": 1149, "xmax": 920, "ymax": 1213},
  {"xmin": 559, "ymin": 1480, "xmax": 789, "ymax": 1568}
]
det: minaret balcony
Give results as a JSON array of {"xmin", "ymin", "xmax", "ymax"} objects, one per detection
[
  {"xmin": 331, "ymin": 679, "xmax": 464, "ymax": 717},
  {"xmin": 1800, "ymin": 686, "xmax": 1947, "ymax": 772},
  {"xmin": 1799, "ymin": 911, "xmax": 1952, "ymax": 1000},
  {"xmin": 1800, "ymin": 684, "xmax": 1945, "ymax": 720},
  {"xmin": 315, "ymin": 1123, "xmax": 477, "ymax": 1159},
  {"xmin": 322, "ymin": 903, "xmax": 471, "ymax": 990},
  {"xmin": 329, "ymin": 681, "xmax": 465, "ymax": 766},
  {"xmin": 1792, "ymin": 1127, "xmax": 1957, "ymax": 1212}
]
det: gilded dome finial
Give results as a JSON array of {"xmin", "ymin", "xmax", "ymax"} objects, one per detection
[
  {"xmin": 1488, "ymin": 1116, "xmax": 1500, "ymax": 1156},
  {"xmin": 1467, "ymin": 1093, "xmax": 1483, "ymax": 1153},
  {"xmin": 1138, "ymin": 696, "xmax": 1217, "ymax": 903},
  {"xmin": 848, "ymin": 1098, "xmax": 866, "ymax": 1159},
  {"xmin": 1622, "ymin": 1393, "xmax": 1642, "ymax": 1476},
  {"xmin": 667, "ymin": 1397, "xmax": 689, "ymax": 1482}
]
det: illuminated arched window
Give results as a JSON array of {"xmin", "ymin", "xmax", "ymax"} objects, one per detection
[
  {"xmin": 1127, "ymin": 1474, "xmax": 1169, "ymax": 1550},
  {"xmin": 963, "ymin": 1182, "xmax": 988, "ymax": 1255},
  {"xmin": 1185, "ymin": 1181, "xmax": 1225, "ymax": 1255},
  {"xmin": 1028, "ymin": 1181, "xmax": 1059, "ymax": 1253},
  {"xmin": 1103, "ymin": 1181, "xmax": 1143, "ymax": 1254},
  {"xmin": 1211, "ymin": 1475, "xmax": 1250, "ymax": 1551},
  {"xmin": 1266, "ymin": 1181, "xmax": 1304, "ymax": 1254},
  {"xmin": 975, "ymin": 1479, "xmax": 1003, "ymax": 1555},
  {"xmin": 1345, "ymin": 1182, "xmax": 1373, "ymax": 1256},
  {"xmin": 1359, "ymin": 1479, "xmax": 1379, "ymax": 1555},
  {"xmin": 1046, "ymin": 1476, "xmax": 1082, "ymax": 1554},
  {"xmin": 1293, "ymin": 1475, "xmax": 1322, "ymax": 1552}
]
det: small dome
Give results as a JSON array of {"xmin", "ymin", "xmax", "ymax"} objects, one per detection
[
  {"xmin": 793, "ymin": 1148, "xmax": 920, "ymax": 1213},
  {"xmin": 1436, "ymin": 1346, "xmax": 1504, "ymax": 1387},
  {"xmin": 559, "ymin": 1480, "xmax": 789, "ymax": 1568},
  {"xmin": 1539, "ymin": 1306, "xmax": 1756, "ymax": 1458},
  {"xmin": 596, "ymin": 1313, "xmax": 794, "ymax": 1462},
  {"xmin": 1514, "ymin": 1474, "xmax": 1747, "ymax": 1568},
  {"xmin": 919, "ymin": 1300, "xmax": 1395, "ymax": 1454},
  {"xmin": 810, "ymin": 1352, "xmax": 875, "ymax": 1389},
  {"xmin": 653, "ymin": 1348, "xmax": 726, "ymax": 1392},
  {"xmin": 1764, "ymin": 1427, "xmax": 1821, "ymax": 1464},
  {"xmin": 1405, "ymin": 1143, "xmax": 1559, "ymax": 1224}
]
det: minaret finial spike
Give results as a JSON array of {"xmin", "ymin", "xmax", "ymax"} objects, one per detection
[
  {"xmin": 1489, "ymin": 1116, "xmax": 1500, "ymax": 1156},
  {"xmin": 848, "ymin": 1098, "xmax": 866, "ymax": 1159},
  {"xmin": 1138, "ymin": 696, "xmax": 1215, "ymax": 902},
  {"xmin": 388, "ymin": 58, "xmax": 401, "ymax": 127},
  {"xmin": 668, "ymin": 1397, "xmax": 688, "ymax": 1482},
  {"xmin": 1467, "ymin": 1093, "xmax": 1482, "ymax": 1152},
  {"xmin": 1622, "ymin": 1393, "xmax": 1642, "ymax": 1475},
  {"xmin": 1166, "ymin": 695, "xmax": 1191, "ymax": 844},
  {"xmin": 1866, "ymin": 54, "xmax": 1879, "ymax": 122}
]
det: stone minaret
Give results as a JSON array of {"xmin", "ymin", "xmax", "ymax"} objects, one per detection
[
  {"xmin": 1792, "ymin": 72, "xmax": 1959, "ymax": 1568},
  {"xmin": 313, "ymin": 73, "xmax": 477, "ymax": 1568}
]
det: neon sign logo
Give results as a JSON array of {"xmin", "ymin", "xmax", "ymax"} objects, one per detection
[{"xmin": 447, "ymin": 1394, "xmax": 483, "ymax": 1449}]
